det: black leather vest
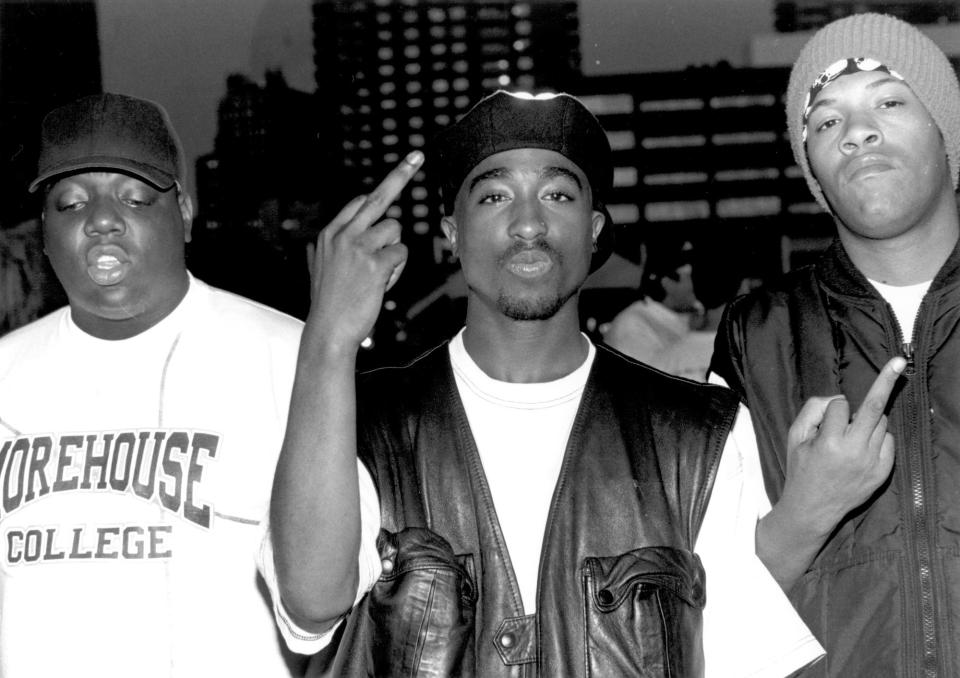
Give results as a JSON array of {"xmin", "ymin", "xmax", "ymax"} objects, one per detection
[{"xmin": 320, "ymin": 342, "xmax": 738, "ymax": 677}]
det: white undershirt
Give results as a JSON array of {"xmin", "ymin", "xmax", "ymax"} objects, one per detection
[
  {"xmin": 869, "ymin": 279, "xmax": 930, "ymax": 344},
  {"xmin": 449, "ymin": 329, "xmax": 593, "ymax": 613}
]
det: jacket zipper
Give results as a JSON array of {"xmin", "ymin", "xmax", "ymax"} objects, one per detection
[{"xmin": 889, "ymin": 301, "xmax": 938, "ymax": 677}]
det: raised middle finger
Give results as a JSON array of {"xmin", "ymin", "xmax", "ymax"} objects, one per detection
[{"xmin": 347, "ymin": 150, "xmax": 424, "ymax": 233}]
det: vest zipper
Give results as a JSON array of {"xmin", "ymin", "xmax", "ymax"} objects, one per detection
[{"xmin": 888, "ymin": 299, "xmax": 938, "ymax": 676}]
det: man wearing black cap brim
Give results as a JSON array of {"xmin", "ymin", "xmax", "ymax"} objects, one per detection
[
  {"xmin": 264, "ymin": 90, "xmax": 826, "ymax": 677},
  {"xmin": 0, "ymin": 93, "xmax": 305, "ymax": 676}
]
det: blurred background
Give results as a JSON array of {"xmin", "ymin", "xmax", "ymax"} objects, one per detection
[{"xmin": 3, "ymin": 0, "xmax": 960, "ymax": 368}]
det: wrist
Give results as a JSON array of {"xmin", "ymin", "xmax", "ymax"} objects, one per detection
[{"xmin": 765, "ymin": 496, "xmax": 837, "ymax": 546}]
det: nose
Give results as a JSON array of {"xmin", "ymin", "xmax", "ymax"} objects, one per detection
[
  {"xmin": 83, "ymin": 198, "xmax": 126, "ymax": 237},
  {"xmin": 839, "ymin": 111, "xmax": 881, "ymax": 154},
  {"xmin": 507, "ymin": 196, "xmax": 548, "ymax": 241}
]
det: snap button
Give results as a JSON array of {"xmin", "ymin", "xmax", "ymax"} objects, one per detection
[
  {"xmin": 381, "ymin": 558, "xmax": 394, "ymax": 574},
  {"xmin": 597, "ymin": 588, "xmax": 614, "ymax": 605},
  {"xmin": 499, "ymin": 631, "xmax": 516, "ymax": 648}
]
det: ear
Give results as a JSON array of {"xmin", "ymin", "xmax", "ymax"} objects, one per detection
[
  {"xmin": 591, "ymin": 208, "xmax": 606, "ymax": 244},
  {"xmin": 441, "ymin": 214, "xmax": 459, "ymax": 256},
  {"xmin": 178, "ymin": 189, "xmax": 194, "ymax": 243}
]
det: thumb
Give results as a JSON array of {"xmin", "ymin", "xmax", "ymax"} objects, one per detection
[{"xmin": 788, "ymin": 395, "xmax": 844, "ymax": 450}]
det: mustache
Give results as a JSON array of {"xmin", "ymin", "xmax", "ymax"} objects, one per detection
[{"xmin": 496, "ymin": 239, "xmax": 562, "ymax": 267}]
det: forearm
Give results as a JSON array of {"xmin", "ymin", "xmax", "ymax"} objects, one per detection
[
  {"xmin": 755, "ymin": 501, "xmax": 831, "ymax": 593},
  {"xmin": 270, "ymin": 329, "xmax": 363, "ymax": 628}
]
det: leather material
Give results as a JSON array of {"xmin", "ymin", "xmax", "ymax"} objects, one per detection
[
  {"xmin": 319, "ymin": 343, "xmax": 738, "ymax": 677},
  {"xmin": 581, "ymin": 547, "xmax": 705, "ymax": 677},
  {"xmin": 319, "ymin": 527, "xmax": 477, "ymax": 678},
  {"xmin": 712, "ymin": 238, "xmax": 960, "ymax": 678}
]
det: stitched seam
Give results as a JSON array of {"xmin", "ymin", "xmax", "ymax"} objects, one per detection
[
  {"xmin": 411, "ymin": 575, "xmax": 438, "ymax": 676},
  {"xmin": 157, "ymin": 332, "xmax": 182, "ymax": 427},
  {"xmin": 0, "ymin": 415, "xmax": 21, "ymax": 437}
]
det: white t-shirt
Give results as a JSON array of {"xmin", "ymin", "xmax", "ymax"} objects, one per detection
[
  {"xmin": 0, "ymin": 276, "xmax": 304, "ymax": 678},
  {"xmin": 450, "ymin": 332, "xmax": 592, "ymax": 613},
  {"xmin": 263, "ymin": 329, "xmax": 824, "ymax": 677},
  {"xmin": 869, "ymin": 278, "xmax": 930, "ymax": 344}
]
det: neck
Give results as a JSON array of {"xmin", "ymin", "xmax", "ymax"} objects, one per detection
[
  {"xmin": 462, "ymin": 301, "xmax": 588, "ymax": 383},
  {"xmin": 71, "ymin": 274, "xmax": 189, "ymax": 340},
  {"xmin": 839, "ymin": 195, "xmax": 960, "ymax": 286}
]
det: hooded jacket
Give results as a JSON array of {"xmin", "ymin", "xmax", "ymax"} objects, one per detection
[
  {"xmin": 712, "ymin": 239, "xmax": 960, "ymax": 677},
  {"xmin": 324, "ymin": 341, "xmax": 738, "ymax": 677}
]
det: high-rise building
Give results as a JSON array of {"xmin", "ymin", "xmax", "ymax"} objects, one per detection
[
  {"xmin": 190, "ymin": 72, "xmax": 328, "ymax": 319},
  {"xmin": 196, "ymin": 71, "xmax": 330, "ymax": 230}
]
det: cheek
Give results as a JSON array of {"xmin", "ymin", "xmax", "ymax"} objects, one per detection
[
  {"xmin": 41, "ymin": 221, "xmax": 79, "ymax": 263},
  {"xmin": 806, "ymin": 143, "xmax": 833, "ymax": 183},
  {"xmin": 140, "ymin": 217, "xmax": 187, "ymax": 261}
]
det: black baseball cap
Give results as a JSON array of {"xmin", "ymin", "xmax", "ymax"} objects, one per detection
[
  {"xmin": 433, "ymin": 90, "xmax": 616, "ymax": 272},
  {"xmin": 29, "ymin": 93, "xmax": 184, "ymax": 193}
]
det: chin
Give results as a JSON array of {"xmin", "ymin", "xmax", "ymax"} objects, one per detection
[{"xmin": 496, "ymin": 288, "xmax": 575, "ymax": 321}]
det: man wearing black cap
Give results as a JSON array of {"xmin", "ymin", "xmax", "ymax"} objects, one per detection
[
  {"xmin": 263, "ymin": 90, "xmax": 828, "ymax": 676},
  {"xmin": 0, "ymin": 94, "xmax": 305, "ymax": 676}
]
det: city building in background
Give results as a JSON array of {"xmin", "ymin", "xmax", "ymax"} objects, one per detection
[
  {"xmin": 0, "ymin": 0, "xmax": 99, "ymax": 334},
  {"xmin": 183, "ymin": 0, "xmax": 960, "ymax": 366},
  {"xmin": 4, "ymin": 0, "xmax": 960, "ymax": 354},
  {"xmin": 190, "ymin": 71, "xmax": 333, "ymax": 317},
  {"xmin": 192, "ymin": 0, "xmax": 583, "ymax": 364}
]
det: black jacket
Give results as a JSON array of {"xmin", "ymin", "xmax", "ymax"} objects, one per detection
[
  {"xmin": 323, "ymin": 341, "xmax": 739, "ymax": 677},
  {"xmin": 713, "ymin": 239, "xmax": 960, "ymax": 677}
]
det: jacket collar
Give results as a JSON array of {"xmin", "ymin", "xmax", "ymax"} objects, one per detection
[{"xmin": 817, "ymin": 235, "xmax": 960, "ymax": 301}]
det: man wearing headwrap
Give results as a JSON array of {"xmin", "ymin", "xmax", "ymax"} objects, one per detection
[
  {"xmin": 254, "ymin": 90, "xmax": 877, "ymax": 677},
  {"xmin": 712, "ymin": 13, "xmax": 960, "ymax": 677}
]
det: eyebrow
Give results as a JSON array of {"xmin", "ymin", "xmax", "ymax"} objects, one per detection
[
  {"xmin": 807, "ymin": 76, "xmax": 908, "ymax": 117},
  {"xmin": 466, "ymin": 165, "xmax": 584, "ymax": 193}
]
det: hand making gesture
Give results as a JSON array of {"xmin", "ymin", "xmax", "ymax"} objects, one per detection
[
  {"xmin": 782, "ymin": 356, "xmax": 905, "ymax": 533},
  {"xmin": 758, "ymin": 356, "xmax": 905, "ymax": 590},
  {"xmin": 305, "ymin": 150, "xmax": 424, "ymax": 353}
]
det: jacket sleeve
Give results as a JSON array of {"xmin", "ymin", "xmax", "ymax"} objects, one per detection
[{"xmin": 708, "ymin": 296, "xmax": 751, "ymax": 403}]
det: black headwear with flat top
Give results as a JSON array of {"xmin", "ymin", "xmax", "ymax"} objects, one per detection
[{"xmin": 433, "ymin": 90, "xmax": 616, "ymax": 272}]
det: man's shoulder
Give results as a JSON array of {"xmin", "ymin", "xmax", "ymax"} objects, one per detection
[
  {"xmin": 191, "ymin": 279, "xmax": 304, "ymax": 344},
  {"xmin": 723, "ymin": 264, "xmax": 822, "ymax": 328},
  {"xmin": 594, "ymin": 342, "xmax": 738, "ymax": 408},
  {"xmin": 359, "ymin": 341, "xmax": 450, "ymax": 387},
  {"xmin": 0, "ymin": 307, "xmax": 66, "ymax": 357}
]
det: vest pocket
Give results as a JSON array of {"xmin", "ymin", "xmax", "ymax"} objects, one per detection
[
  {"xmin": 366, "ymin": 527, "xmax": 478, "ymax": 677},
  {"xmin": 582, "ymin": 546, "xmax": 706, "ymax": 678}
]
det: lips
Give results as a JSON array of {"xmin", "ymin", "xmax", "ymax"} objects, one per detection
[
  {"xmin": 505, "ymin": 248, "xmax": 554, "ymax": 278},
  {"xmin": 86, "ymin": 244, "xmax": 131, "ymax": 286},
  {"xmin": 845, "ymin": 154, "xmax": 895, "ymax": 182}
]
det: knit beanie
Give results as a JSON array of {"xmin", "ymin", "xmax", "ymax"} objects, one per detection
[{"xmin": 786, "ymin": 13, "xmax": 960, "ymax": 211}]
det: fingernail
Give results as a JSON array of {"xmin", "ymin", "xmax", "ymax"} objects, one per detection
[
  {"xmin": 891, "ymin": 357, "xmax": 907, "ymax": 374},
  {"xmin": 405, "ymin": 150, "xmax": 423, "ymax": 166}
]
